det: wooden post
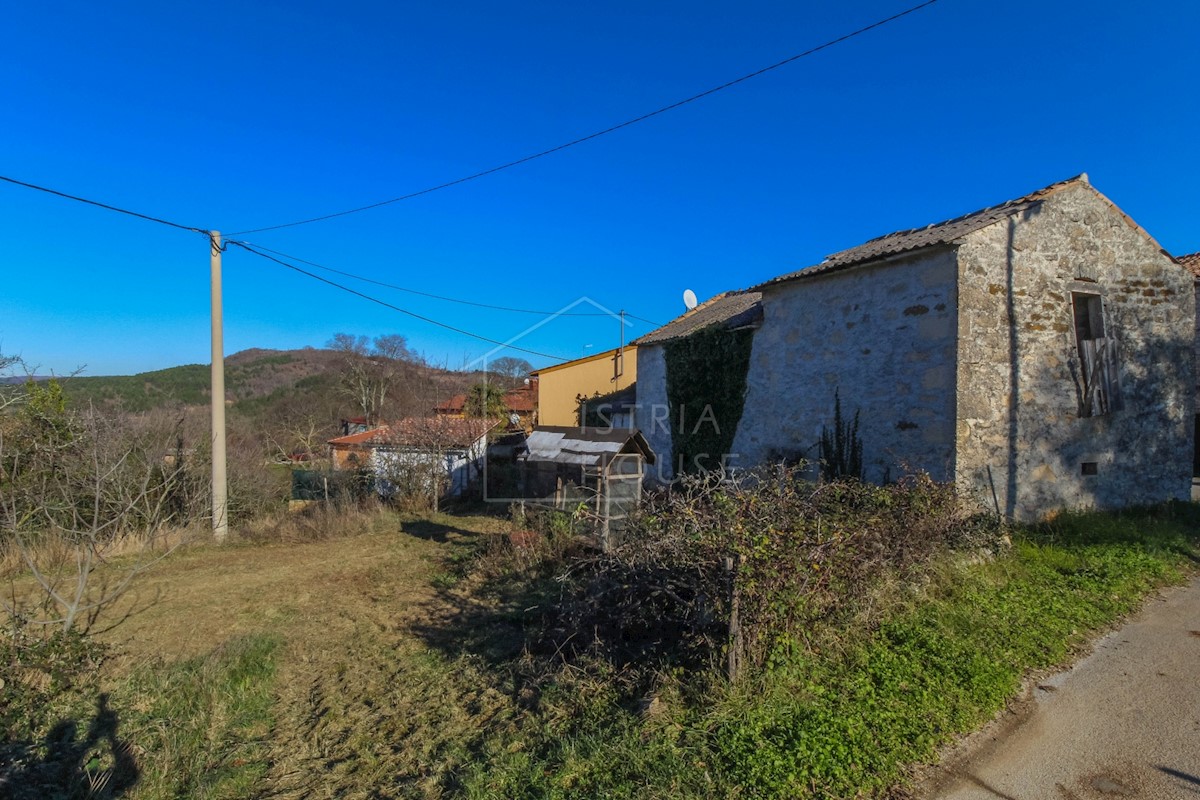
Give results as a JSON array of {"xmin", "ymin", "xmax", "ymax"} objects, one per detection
[
  {"xmin": 726, "ymin": 554, "xmax": 743, "ymax": 682},
  {"xmin": 601, "ymin": 472, "xmax": 611, "ymax": 552},
  {"xmin": 518, "ymin": 457, "xmax": 527, "ymax": 516}
]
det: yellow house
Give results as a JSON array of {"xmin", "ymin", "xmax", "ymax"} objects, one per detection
[{"xmin": 532, "ymin": 346, "xmax": 637, "ymax": 426}]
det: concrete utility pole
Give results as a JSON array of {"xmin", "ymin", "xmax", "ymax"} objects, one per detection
[{"xmin": 210, "ymin": 231, "xmax": 228, "ymax": 541}]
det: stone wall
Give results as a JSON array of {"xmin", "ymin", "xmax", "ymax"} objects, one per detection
[
  {"xmin": 1195, "ymin": 279, "xmax": 1200, "ymax": 413},
  {"xmin": 633, "ymin": 344, "xmax": 676, "ymax": 484},
  {"xmin": 955, "ymin": 182, "xmax": 1194, "ymax": 520},
  {"xmin": 731, "ymin": 249, "xmax": 959, "ymax": 481}
]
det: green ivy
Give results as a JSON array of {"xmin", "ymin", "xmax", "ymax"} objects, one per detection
[{"xmin": 663, "ymin": 326, "xmax": 754, "ymax": 475}]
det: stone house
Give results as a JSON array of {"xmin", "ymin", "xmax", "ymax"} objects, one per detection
[
  {"xmin": 641, "ymin": 175, "xmax": 1195, "ymax": 521},
  {"xmin": 1176, "ymin": 251, "xmax": 1200, "ymax": 476}
]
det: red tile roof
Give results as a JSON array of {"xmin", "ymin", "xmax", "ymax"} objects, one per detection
[
  {"xmin": 433, "ymin": 387, "xmax": 536, "ymax": 414},
  {"xmin": 434, "ymin": 394, "xmax": 467, "ymax": 414},
  {"xmin": 1176, "ymin": 252, "xmax": 1200, "ymax": 278},
  {"xmin": 329, "ymin": 417, "xmax": 497, "ymax": 449},
  {"xmin": 504, "ymin": 385, "xmax": 537, "ymax": 413}
]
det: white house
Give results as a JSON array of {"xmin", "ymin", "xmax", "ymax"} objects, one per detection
[{"xmin": 328, "ymin": 416, "xmax": 496, "ymax": 499}]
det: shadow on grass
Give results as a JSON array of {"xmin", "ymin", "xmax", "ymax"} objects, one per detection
[
  {"xmin": 393, "ymin": 512, "xmax": 555, "ymax": 665},
  {"xmin": 1028, "ymin": 501, "xmax": 1200, "ymax": 554},
  {"xmin": 400, "ymin": 519, "xmax": 466, "ymax": 544},
  {"xmin": 0, "ymin": 694, "xmax": 139, "ymax": 799},
  {"xmin": 409, "ymin": 564, "xmax": 559, "ymax": 666}
]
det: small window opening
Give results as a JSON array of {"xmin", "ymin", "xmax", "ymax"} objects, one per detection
[
  {"xmin": 1072, "ymin": 292, "xmax": 1122, "ymax": 417},
  {"xmin": 1081, "ymin": 461, "xmax": 1099, "ymax": 476}
]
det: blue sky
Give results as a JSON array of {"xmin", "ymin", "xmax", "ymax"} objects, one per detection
[{"xmin": 2, "ymin": 0, "xmax": 1197, "ymax": 376}]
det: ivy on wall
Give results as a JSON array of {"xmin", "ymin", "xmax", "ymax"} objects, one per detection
[{"xmin": 664, "ymin": 326, "xmax": 755, "ymax": 475}]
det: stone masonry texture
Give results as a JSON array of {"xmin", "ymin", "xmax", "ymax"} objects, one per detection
[
  {"xmin": 729, "ymin": 179, "xmax": 1194, "ymax": 521},
  {"xmin": 954, "ymin": 182, "xmax": 1194, "ymax": 520},
  {"xmin": 732, "ymin": 248, "xmax": 959, "ymax": 483}
]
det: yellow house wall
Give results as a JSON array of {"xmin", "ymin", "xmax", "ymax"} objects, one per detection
[{"xmin": 536, "ymin": 346, "xmax": 637, "ymax": 426}]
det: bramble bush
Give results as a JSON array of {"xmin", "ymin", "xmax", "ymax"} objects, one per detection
[{"xmin": 539, "ymin": 468, "xmax": 1001, "ymax": 675}]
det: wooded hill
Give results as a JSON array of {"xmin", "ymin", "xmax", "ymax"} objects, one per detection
[
  {"xmin": 61, "ymin": 348, "xmax": 346, "ymax": 413},
  {"xmin": 60, "ymin": 348, "xmax": 472, "ymax": 415},
  {"xmin": 46, "ymin": 347, "xmax": 488, "ymax": 463}
]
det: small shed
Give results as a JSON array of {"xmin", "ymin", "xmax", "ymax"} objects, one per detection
[{"xmin": 519, "ymin": 426, "xmax": 655, "ymax": 548}]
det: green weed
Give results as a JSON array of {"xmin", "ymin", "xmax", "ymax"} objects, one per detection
[{"xmin": 118, "ymin": 633, "xmax": 281, "ymax": 799}]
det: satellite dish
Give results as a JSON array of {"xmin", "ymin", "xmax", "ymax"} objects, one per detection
[{"xmin": 683, "ymin": 289, "xmax": 698, "ymax": 310}]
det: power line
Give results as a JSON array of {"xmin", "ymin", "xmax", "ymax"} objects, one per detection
[
  {"xmin": 0, "ymin": 174, "xmax": 665, "ymax": 343},
  {"xmin": 229, "ymin": 240, "xmax": 576, "ymax": 360},
  {"xmin": 0, "ymin": 174, "xmax": 209, "ymax": 236},
  {"xmin": 228, "ymin": 240, "xmax": 658, "ymax": 320},
  {"xmin": 625, "ymin": 313, "xmax": 661, "ymax": 327},
  {"xmin": 228, "ymin": 0, "xmax": 940, "ymax": 236}
]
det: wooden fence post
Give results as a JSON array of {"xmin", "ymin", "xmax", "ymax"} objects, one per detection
[{"xmin": 726, "ymin": 554, "xmax": 743, "ymax": 682}]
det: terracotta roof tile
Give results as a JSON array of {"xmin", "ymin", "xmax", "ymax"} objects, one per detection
[
  {"xmin": 434, "ymin": 394, "xmax": 467, "ymax": 413},
  {"xmin": 434, "ymin": 387, "xmax": 536, "ymax": 414},
  {"xmin": 504, "ymin": 386, "xmax": 537, "ymax": 412},
  {"xmin": 329, "ymin": 417, "xmax": 497, "ymax": 449},
  {"xmin": 1176, "ymin": 252, "xmax": 1200, "ymax": 278}
]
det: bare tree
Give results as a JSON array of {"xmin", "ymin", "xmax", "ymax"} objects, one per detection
[
  {"xmin": 0, "ymin": 353, "xmax": 26, "ymax": 412},
  {"xmin": 488, "ymin": 356, "xmax": 533, "ymax": 388},
  {"xmin": 1, "ymin": 385, "xmax": 185, "ymax": 633},
  {"xmin": 327, "ymin": 333, "xmax": 419, "ymax": 425}
]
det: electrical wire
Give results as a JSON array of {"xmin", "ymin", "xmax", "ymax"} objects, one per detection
[
  {"xmin": 227, "ymin": 240, "xmax": 659, "ymax": 321},
  {"xmin": 0, "ymin": 174, "xmax": 210, "ymax": 236},
  {"xmin": 229, "ymin": 240, "xmax": 578, "ymax": 360},
  {"xmin": 0, "ymin": 174, "xmax": 664, "ymax": 353},
  {"xmin": 228, "ymin": 0, "xmax": 940, "ymax": 236},
  {"xmin": 625, "ymin": 313, "xmax": 661, "ymax": 327}
]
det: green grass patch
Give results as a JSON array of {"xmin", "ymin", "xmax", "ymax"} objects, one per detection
[
  {"xmin": 1, "ymin": 632, "xmax": 281, "ymax": 799},
  {"xmin": 703, "ymin": 505, "xmax": 1198, "ymax": 797},
  {"xmin": 118, "ymin": 633, "xmax": 281, "ymax": 799},
  {"xmin": 12, "ymin": 506, "xmax": 1194, "ymax": 799}
]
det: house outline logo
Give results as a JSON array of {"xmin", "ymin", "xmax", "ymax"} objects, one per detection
[
  {"xmin": 472, "ymin": 295, "xmax": 639, "ymax": 504},
  {"xmin": 466, "ymin": 296, "xmax": 635, "ymax": 374}
]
